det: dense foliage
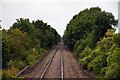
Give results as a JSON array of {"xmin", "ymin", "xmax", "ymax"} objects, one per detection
[
  {"xmin": 63, "ymin": 7, "xmax": 116, "ymax": 50},
  {"xmin": 2, "ymin": 18, "xmax": 60, "ymax": 78},
  {"xmin": 63, "ymin": 7, "xmax": 119, "ymax": 78},
  {"xmin": 79, "ymin": 30, "xmax": 120, "ymax": 78}
]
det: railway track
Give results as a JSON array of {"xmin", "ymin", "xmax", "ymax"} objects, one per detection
[
  {"xmin": 61, "ymin": 44, "xmax": 64, "ymax": 80},
  {"xmin": 22, "ymin": 42, "xmax": 93, "ymax": 79},
  {"xmin": 39, "ymin": 43, "xmax": 64, "ymax": 80}
]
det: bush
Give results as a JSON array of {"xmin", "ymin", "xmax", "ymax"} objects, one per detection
[
  {"xmin": 79, "ymin": 47, "xmax": 92, "ymax": 59},
  {"xmin": 105, "ymin": 63, "xmax": 120, "ymax": 78},
  {"xmin": 2, "ymin": 68, "xmax": 19, "ymax": 78},
  {"xmin": 100, "ymin": 67, "xmax": 108, "ymax": 77},
  {"xmin": 107, "ymin": 49, "xmax": 120, "ymax": 66},
  {"xmin": 80, "ymin": 54, "xmax": 94, "ymax": 69},
  {"xmin": 114, "ymin": 33, "xmax": 120, "ymax": 47},
  {"xmin": 88, "ymin": 52, "xmax": 107, "ymax": 75}
]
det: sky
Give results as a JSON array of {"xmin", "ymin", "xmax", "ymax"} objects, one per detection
[{"xmin": 0, "ymin": 0, "xmax": 119, "ymax": 36}]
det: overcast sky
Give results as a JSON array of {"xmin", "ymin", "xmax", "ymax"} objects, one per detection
[{"xmin": 0, "ymin": 0, "xmax": 119, "ymax": 36}]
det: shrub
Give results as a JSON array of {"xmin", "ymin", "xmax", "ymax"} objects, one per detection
[
  {"xmin": 107, "ymin": 49, "xmax": 120, "ymax": 66},
  {"xmin": 79, "ymin": 47, "xmax": 92, "ymax": 59},
  {"xmin": 100, "ymin": 67, "xmax": 108, "ymax": 77},
  {"xmin": 80, "ymin": 54, "xmax": 94, "ymax": 69},
  {"xmin": 88, "ymin": 52, "xmax": 107, "ymax": 75},
  {"xmin": 105, "ymin": 63, "xmax": 120, "ymax": 78}
]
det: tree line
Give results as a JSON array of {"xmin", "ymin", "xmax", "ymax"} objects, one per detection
[
  {"xmin": 63, "ymin": 7, "xmax": 120, "ymax": 78},
  {"xmin": 2, "ymin": 18, "xmax": 60, "ymax": 78}
]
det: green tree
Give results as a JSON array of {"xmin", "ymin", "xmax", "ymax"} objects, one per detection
[{"xmin": 2, "ymin": 32, "xmax": 11, "ymax": 68}]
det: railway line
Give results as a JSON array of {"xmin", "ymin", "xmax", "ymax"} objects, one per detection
[
  {"xmin": 39, "ymin": 43, "xmax": 64, "ymax": 79},
  {"xmin": 18, "ymin": 42, "xmax": 93, "ymax": 79}
]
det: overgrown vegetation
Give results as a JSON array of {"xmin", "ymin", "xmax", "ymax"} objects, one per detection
[
  {"xmin": 2, "ymin": 18, "xmax": 60, "ymax": 78},
  {"xmin": 63, "ymin": 7, "xmax": 119, "ymax": 78}
]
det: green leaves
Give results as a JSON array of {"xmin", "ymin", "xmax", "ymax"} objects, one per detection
[
  {"xmin": 114, "ymin": 33, "xmax": 120, "ymax": 47},
  {"xmin": 63, "ymin": 7, "xmax": 116, "ymax": 51},
  {"xmin": 2, "ymin": 32, "xmax": 11, "ymax": 68},
  {"xmin": 2, "ymin": 18, "xmax": 60, "ymax": 78},
  {"xmin": 63, "ymin": 7, "xmax": 119, "ymax": 78},
  {"xmin": 107, "ymin": 49, "xmax": 120, "ymax": 66},
  {"xmin": 78, "ymin": 30, "xmax": 120, "ymax": 78}
]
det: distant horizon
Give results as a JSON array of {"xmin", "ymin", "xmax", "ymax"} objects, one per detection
[{"xmin": 0, "ymin": 0, "xmax": 119, "ymax": 36}]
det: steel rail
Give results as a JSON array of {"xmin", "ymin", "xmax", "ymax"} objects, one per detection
[
  {"xmin": 61, "ymin": 46, "xmax": 64, "ymax": 80},
  {"xmin": 39, "ymin": 45, "xmax": 59, "ymax": 80}
]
